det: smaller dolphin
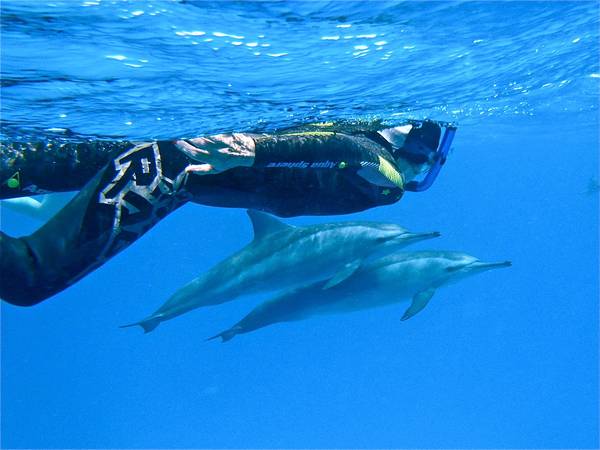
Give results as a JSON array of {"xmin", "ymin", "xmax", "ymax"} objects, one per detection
[
  {"xmin": 209, "ymin": 251, "xmax": 511, "ymax": 342},
  {"xmin": 122, "ymin": 211, "xmax": 439, "ymax": 333}
]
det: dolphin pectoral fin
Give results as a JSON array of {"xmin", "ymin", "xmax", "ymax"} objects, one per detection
[
  {"xmin": 120, "ymin": 316, "xmax": 161, "ymax": 333},
  {"xmin": 247, "ymin": 209, "xmax": 294, "ymax": 240},
  {"xmin": 401, "ymin": 288, "xmax": 436, "ymax": 321},
  {"xmin": 206, "ymin": 325, "xmax": 242, "ymax": 343},
  {"xmin": 323, "ymin": 260, "xmax": 362, "ymax": 289}
]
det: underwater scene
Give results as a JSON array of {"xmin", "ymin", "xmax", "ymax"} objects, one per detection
[{"xmin": 0, "ymin": 1, "xmax": 598, "ymax": 448}]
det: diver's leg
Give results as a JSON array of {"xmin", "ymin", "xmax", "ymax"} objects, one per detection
[
  {"xmin": 1, "ymin": 140, "xmax": 132, "ymax": 199},
  {"xmin": 0, "ymin": 141, "xmax": 190, "ymax": 306}
]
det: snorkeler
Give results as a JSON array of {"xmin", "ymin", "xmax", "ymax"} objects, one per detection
[{"xmin": 0, "ymin": 120, "xmax": 456, "ymax": 306}]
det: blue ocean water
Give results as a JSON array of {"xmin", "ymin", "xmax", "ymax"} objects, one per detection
[{"xmin": 1, "ymin": 0, "xmax": 598, "ymax": 448}]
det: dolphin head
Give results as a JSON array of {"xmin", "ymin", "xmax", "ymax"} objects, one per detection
[
  {"xmin": 441, "ymin": 252, "xmax": 512, "ymax": 283},
  {"xmin": 371, "ymin": 223, "xmax": 441, "ymax": 251},
  {"xmin": 352, "ymin": 223, "xmax": 441, "ymax": 267}
]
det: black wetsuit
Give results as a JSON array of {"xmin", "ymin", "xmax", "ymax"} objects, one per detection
[{"xmin": 0, "ymin": 126, "xmax": 408, "ymax": 306}]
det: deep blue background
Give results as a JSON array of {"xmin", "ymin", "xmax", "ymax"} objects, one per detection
[{"xmin": 1, "ymin": 1, "xmax": 598, "ymax": 448}]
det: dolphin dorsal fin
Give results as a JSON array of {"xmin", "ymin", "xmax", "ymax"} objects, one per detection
[{"xmin": 247, "ymin": 209, "xmax": 293, "ymax": 240}]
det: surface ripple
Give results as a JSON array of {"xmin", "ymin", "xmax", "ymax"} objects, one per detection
[{"xmin": 0, "ymin": 0, "xmax": 598, "ymax": 140}]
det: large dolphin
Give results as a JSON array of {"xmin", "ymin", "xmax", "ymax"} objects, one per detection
[
  {"xmin": 209, "ymin": 251, "xmax": 511, "ymax": 342},
  {"xmin": 123, "ymin": 210, "xmax": 439, "ymax": 332}
]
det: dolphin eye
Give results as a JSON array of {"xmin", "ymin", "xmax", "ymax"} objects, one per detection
[{"xmin": 446, "ymin": 265, "xmax": 462, "ymax": 272}]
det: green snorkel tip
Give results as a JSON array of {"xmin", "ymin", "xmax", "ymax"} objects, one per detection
[
  {"xmin": 6, "ymin": 171, "xmax": 20, "ymax": 189},
  {"xmin": 338, "ymin": 161, "xmax": 347, "ymax": 169}
]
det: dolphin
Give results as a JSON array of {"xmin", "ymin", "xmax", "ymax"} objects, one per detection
[
  {"xmin": 122, "ymin": 210, "xmax": 439, "ymax": 333},
  {"xmin": 209, "ymin": 251, "xmax": 511, "ymax": 342}
]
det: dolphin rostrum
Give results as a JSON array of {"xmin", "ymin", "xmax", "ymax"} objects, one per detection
[
  {"xmin": 122, "ymin": 210, "xmax": 439, "ymax": 333},
  {"xmin": 209, "ymin": 251, "xmax": 511, "ymax": 342}
]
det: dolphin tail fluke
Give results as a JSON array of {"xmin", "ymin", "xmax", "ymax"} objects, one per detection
[
  {"xmin": 120, "ymin": 316, "xmax": 161, "ymax": 333},
  {"xmin": 206, "ymin": 326, "xmax": 242, "ymax": 343}
]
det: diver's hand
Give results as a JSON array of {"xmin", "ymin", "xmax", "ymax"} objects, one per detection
[{"xmin": 174, "ymin": 133, "xmax": 255, "ymax": 175}]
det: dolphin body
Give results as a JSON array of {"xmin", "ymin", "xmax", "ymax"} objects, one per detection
[
  {"xmin": 209, "ymin": 251, "xmax": 511, "ymax": 342},
  {"xmin": 123, "ymin": 210, "xmax": 440, "ymax": 333}
]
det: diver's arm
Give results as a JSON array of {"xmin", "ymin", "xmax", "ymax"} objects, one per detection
[
  {"xmin": 254, "ymin": 132, "xmax": 404, "ymax": 189},
  {"xmin": 177, "ymin": 131, "xmax": 404, "ymax": 189},
  {"xmin": 0, "ymin": 141, "xmax": 190, "ymax": 306}
]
